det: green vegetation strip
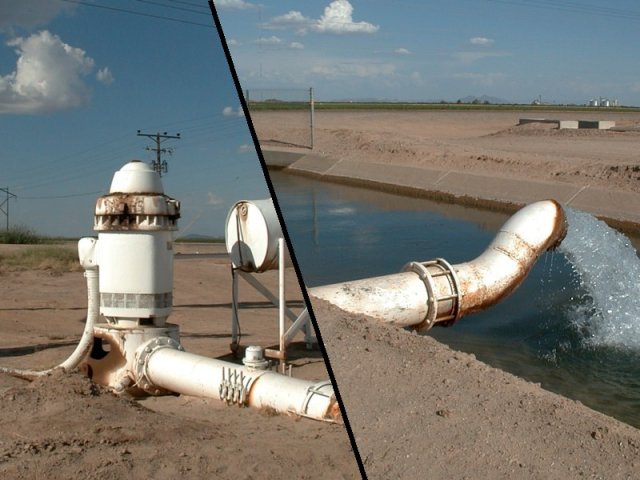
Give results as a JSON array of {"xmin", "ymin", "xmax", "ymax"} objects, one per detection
[
  {"xmin": 0, "ymin": 225, "xmax": 48, "ymax": 245},
  {"xmin": 0, "ymin": 246, "xmax": 81, "ymax": 273},
  {"xmin": 248, "ymin": 101, "xmax": 640, "ymax": 113},
  {"xmin": 175, "ymin": 237, "xmax": 225, "ymax": 243}
]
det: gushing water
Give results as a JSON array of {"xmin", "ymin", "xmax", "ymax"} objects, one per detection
[{"xmin": 559, "ymin": 208, "xmax": 640, "ymax": 349}]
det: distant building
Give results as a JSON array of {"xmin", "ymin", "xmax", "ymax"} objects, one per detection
[{"xmin": 589, "ymin": 97, "xmax": 618, "ymax": 107}]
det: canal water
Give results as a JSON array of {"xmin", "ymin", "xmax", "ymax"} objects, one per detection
[{"xmin": 270, "ymin": 170, "xmax": 640, "ymax": 428}]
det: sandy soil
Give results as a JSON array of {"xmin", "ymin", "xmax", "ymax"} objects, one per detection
[
  {"xmin": 252, "ymin": 109, "xmax": 640, "ymax": 478},
  {"xmin": 314, "ymin": 297, "xmax": 640, "ymax": 479},
  {"xmin": 253, "ymin": 109, "xmax": 640, "ymax": 193},
  {"xmin": 0, "ymin": 243, "xmax": 359, "ymax": 479}
]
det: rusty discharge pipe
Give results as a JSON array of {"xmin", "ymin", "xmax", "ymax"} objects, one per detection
[{"xmin": 309, "ymin": 200, "xmax": 567, "ymax": 331}]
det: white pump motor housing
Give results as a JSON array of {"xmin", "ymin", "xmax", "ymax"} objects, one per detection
[{"xmin": 93, "ymin": 161, "xmax": 180, "ymax": 326}]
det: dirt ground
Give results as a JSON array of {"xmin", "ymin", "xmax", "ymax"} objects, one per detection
[
  {"xmin": 253, "ymin": 109, "xmax": 640, "ymax": 193},
  {"xmin": 314, "ymin": 297, "xmax": 640, "ymax": 479},
  {"xmin": 0, "ymin": 243, "xmax": 359, "ymax": 479},
  {"xmin": 252, "ymin": 109, "xmax": 640, "ymax": 478}
]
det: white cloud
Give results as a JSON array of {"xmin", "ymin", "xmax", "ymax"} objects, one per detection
[
  {"xmin": 96, "ymin": 67, "xmax": 114, "ymax": 85},
  {"xmin": 310, "ymin": 62, "xmax": 395, "ymax": 79},
  {"xmin": 227, "ymin": 39, "xmax": 241, "ymax": 47},
  {"xmin": 453, "ymin": 51, "xmax": 511, "ymax": 63},
  {"xmin": 222, "ymin": 105, "xmax": 245, "ymax": 117},
  {"xmin": 0, "ymin": 0, "xmax": 73, "ymax": 31},
  {"xmin": 315, "ymin": 0, "xmax": 379, "ymax": 34},
  {"xmin": 0, "ymin": 30, "xmax": 97, "ymax": 114},
  {"xmin": 238, "ymin": 144, "xmax": 253, "ymax": 153},
  {"xmin": 206, "ymin": 192, "xmax": 224, "ymax": 206},
  {"xmin": 410, "ymin": 71, "xmax": 426, "ymax": 86},
  {"xmin": 255, "ymin": 36, "xmax": 304, "ymax": 49},
  {"xmin": 255, "ymin": 35, "xmax": 283, "ymax": 46},
  {"xmin": 264, "ymin": 1, "xmax": 378, "ymax": 35},
  {"xmin": 394, "ymin": 48, "xmax": 410, "ymax": 55},
  {"xmin": 216, "ymin": 0, "xmax": 256, "ymax": 10},
  {"xmin": 453, "ymin": 72, "xmax": 507, "ymax": 86},
  {"xmin": 470, "ymin": 37, "xmax": 494, "ymax": 46},
  {"xmin": 266, "ymin": 11, "xmax": 313, "ymax": 29}
]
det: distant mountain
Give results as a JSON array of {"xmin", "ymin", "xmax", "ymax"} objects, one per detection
[
  {"xmin": 458, "ymin": 94, "xmax": 512, "ymax": 104},
  {"xmin": 325, "ymin": 95, "xmax": 514, "ymax": 105}
]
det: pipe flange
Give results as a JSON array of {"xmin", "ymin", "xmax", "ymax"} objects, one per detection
[
  {"xmin": 402, "ymin": 261, "xmax": 438, "ymax": 331},
  {"xmin": 430, "ymin": 257, "xmax": 462, "ymax": 327},
  {"xmin": 402, "ymin": 258, "xmax": 461, "ymax": 331},
  {"xmin": 134, "ymin": 336, "xmax": 184, "ymax": 395}
]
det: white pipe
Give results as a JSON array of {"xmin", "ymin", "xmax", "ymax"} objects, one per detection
[
  {"xmin": 0, "ymin": 269, "xmax": 99, "ymax": 380},
  {"xmin": 283, "ymin": 308, "xmax": 311, "ymax": 347},
  {"xmin": 278, "ymin": 237, "xmax": 285, "ymax": 368},
  {"xmin": 141, "ymin": 346, "xmax": 340, "ymax": 423},
  {"xmin": 231, "ymin": 268, "xmax": 239, "ymax": 349},
  {"xmin": 310, "ymin": 200, "xmax": 567, "ymax": 331}
]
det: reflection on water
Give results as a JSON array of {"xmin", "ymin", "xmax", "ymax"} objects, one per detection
[
  {"xmin": 271, "ymin": 170, "xmax": 640, "ymax": 428},
  {"xmin": 271, "ymin": 171, "xmax": 510, "ymax": 286}
]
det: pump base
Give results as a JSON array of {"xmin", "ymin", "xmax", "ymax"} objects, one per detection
[{"xmin": 85, "ymin": 323, "xmax": 180, "ymax": 396}]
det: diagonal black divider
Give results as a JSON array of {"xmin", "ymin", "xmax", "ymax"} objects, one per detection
[{"xmin": 207, "ymin": 2, "xmax": 367, "ymax": 478}]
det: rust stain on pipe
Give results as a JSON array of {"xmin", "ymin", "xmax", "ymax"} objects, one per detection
[
  {"xmin": 454, "ymin": 199, "xmax": 568, "ymax": 319},
  {"xmin": 325, "ymin": 397, "xmax": 343, "ymax": 423},
  {"xmin": 546, "ymin": 199, "xmax": 568, "ymax": 250}
]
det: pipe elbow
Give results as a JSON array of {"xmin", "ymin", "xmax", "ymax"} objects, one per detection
[
  {"xmin": 497, "ymin": 199, "xmax": 567, "ymax": 253},
  {"xmin": 454, "ymin": 200, "xmax": 566, "ymax": 315}
]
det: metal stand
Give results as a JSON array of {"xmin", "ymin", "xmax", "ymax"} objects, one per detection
[{"xmin": 230, "ymin": 238, "xmax": 316, "ymax": 371}]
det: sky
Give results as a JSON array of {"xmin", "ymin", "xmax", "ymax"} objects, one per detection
[
  {"xmin": 217, "ymin": 0, "xmax": 640, "ymax": 105},
  {"xmin": 1, "ymin": 0, "xmax": 269, "ymax": 238},
  {"xmin": 3, "ymin": 1, "xmax": 640, "ymax": 237}
]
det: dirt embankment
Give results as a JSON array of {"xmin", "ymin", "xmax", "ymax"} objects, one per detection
[
  {"xmin": 0, "ymin": 244, "xmax": 360, "ymax": 479},
  {"xmin": 315, "ymin": 297, "xmax": 640, "ymax": 479},
  {"xmin": 254, "ymin": 109, "xmax": 640, "ymax": 194}
]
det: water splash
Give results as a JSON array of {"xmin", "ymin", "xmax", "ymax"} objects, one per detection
[{"xmin": 558, "ymin": 208, "xmax": 640, "ymax": 349}]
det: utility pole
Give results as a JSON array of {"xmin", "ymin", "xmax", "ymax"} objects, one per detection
[
  {"xmin": 0, "ymin": 187, "xmax": 16, "ymax": 231},
  {"xmin": 136, "ymin": 130, "xmax": 181, "ymax": 176}
]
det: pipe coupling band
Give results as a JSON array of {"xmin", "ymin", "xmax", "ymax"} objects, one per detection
[
  {"xmin": 134, "ymin": 336, "xmax": 184, "ymax": 394},
  {"xmin": 219, "ymin": 367, "xmax": 255, "ymax": 406},
  {"xmin": 402, "ymin": 258, "xmax": 461, "ymax": 331}
]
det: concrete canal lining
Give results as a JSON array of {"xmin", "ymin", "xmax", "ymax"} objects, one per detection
[{"xmin": 261, "ymin": 146, "xmax": 640, "ymax": 233}]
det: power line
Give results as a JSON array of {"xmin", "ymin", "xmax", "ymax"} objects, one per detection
[
  {"xmin": 131, "ymin": 0, "xmax": 212, "ymax": 17},
  {"xmin": 483, "ymin": 0, "xmax": 640, "ymax": 21},
  {"xmin": 18, "ymin": 191, "xmax": 104, "ymax": 200},
  {"xmin": 171, "ymin": 0, "xmax": 211, "ymax": 10},
  {"xmin": 8, "ymin": 113, "xmax": 249, "ymax": 194},
  {"xmin": 60, "ymin": 0, "xmax": 213, "ymax": 28}
]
